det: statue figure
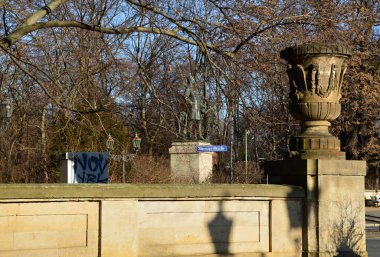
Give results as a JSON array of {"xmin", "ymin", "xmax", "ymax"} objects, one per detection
[
  {"xmin": 176, "ymin": 111, "xmax": 188, "ymax": 139},
  {"xmin": 203, "ymin": 104, "xmax": 218, "ymax": 140},
  {"xmin": 184, "ymin": 75, "xmax": 205, "ymax": 140},
  {"xmin": 176, "ymin": 75, "xmax": 219, "ymax": 141}
]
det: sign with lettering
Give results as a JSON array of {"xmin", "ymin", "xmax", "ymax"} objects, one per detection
[
  {"xmin": 61, "ymin": 152, "xmax": 109, "ymax": 183},
  {"xmin": 196, "ymin": 145, "xmax": 228, "ymax": 152}
]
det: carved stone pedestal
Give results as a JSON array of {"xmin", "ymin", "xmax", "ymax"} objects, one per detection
[
  {"xmin": 264, "ymin": 44, "xmax": 368, "ymax": 256},
  {"xmin": 169, "ymin": 141, "xmax": 213, "ymax": 183},
  {"xmin": 265, "ymin": 159, "xmax": 367, "ymax": 257}
]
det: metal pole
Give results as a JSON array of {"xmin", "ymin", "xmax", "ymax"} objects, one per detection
[
  {"xmin": 376, "ymin": 162, "xmax": 379, "ymax": 190},
  {"xmin": 230, "ymin": 125, "xmax": 233, "ymax": 183},
  {"xmin": 253, "ymin": 132, "xmax": 259, "ymax": 171},
  {"xmin": 245, "ymin": 129, "xmax": 248, "ymax": 183},
  {"xmin": 122, "ymin": 150, "xmax": 126, "ymax": 183}
]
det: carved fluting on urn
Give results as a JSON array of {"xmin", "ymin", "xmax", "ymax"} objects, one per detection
[
  {"xmin": 289, "ymin": 102, "xmax": 341, "ymax": 122},
  {"xmin": 281, "ymin": 44, "xmax": 351, "ymax": 159},
  {"xmin": 285, "ymin": 57, "xmax": 348, "ymax": 103}
]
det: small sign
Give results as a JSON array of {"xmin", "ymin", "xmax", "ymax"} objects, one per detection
[{"xmin": 196, "ymin": 145, "xmax": 228, "ymax": 152}]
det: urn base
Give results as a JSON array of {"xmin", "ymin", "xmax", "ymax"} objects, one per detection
[
  {"xmin": 290, "ymin": 135, "xmax": 345, "ymax": 160},
  {"xmin": 290, "ymin": 120, "xmax": 345, "ymax": 159}
]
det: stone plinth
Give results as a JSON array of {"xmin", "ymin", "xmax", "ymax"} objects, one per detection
[
  {"xmin": 169, "ymin": 141, "xmax": 213, "ymax": 183},
  {"xmin": 265, "ymin": 159, "xmax": 367, "ymax": 257}
]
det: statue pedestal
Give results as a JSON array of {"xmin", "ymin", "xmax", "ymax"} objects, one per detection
[
  {"xmin": 265, "ymin": 159, "xmax": 367, "ymax": 257},
  {"xmin": 169, "ymin": 141, "xmax": 213, "ymax": 183}
]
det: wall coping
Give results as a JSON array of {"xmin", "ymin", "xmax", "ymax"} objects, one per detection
[
  {"xmin": 0, "ymin": 184, "xmax": 304, "ymax": 200},
  {"xmin": 265, "ymin": 159, "xmax": 366, "ymax": 176}
]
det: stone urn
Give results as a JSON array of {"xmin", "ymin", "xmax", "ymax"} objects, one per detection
[{"xmin": 280, "ymin": 44, "xmax": 351, "ymax": 159}]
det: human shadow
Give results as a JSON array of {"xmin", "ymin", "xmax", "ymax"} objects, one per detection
[
  {"xmin": 264, "ymin": 160, "xmax": 307, "ymax": 252},
  {"xmin": 207, "ymin": 200, "xmax": 233, "ymax": 256}
]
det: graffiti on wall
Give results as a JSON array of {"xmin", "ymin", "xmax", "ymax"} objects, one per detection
[
  {"xmin": 62, "ymin": 152, "xmax": 109, "ymax": 183},
  {"xmin": 73, "ymin": 152, "xmax": 109, "ymax": 183}
]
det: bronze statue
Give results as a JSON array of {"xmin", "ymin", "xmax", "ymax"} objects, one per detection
[
  {"xmin": 184, "ymin": 75, "xmax": 205, "ymax": 140},
  {"xmin": 176, "ymin": 75, "xmax": 218, "ymax": 141}
]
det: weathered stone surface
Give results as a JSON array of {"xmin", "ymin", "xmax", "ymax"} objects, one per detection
[
  {"xmin": 169, "ymin": 141, "xmax": 213, "ymax": 183},
  {"xmin": 266, "ymin": 159, "xmax": 367, "ymax": 257},
  {"xmin": 0, "ymin": 184, "xmax": 304, "ymax": 257},
  {"xmin": 100, "ymin": 198, "xmax": 303, "ymax": 256},
  {"xmin": 0, "ymin": 202, "xmax": 99, "ymax": 257},
  {"xmin": 280, "ymin": 44, "xmax": 352, "ymax": 58},
  {"xmin": 281, "ymin": 44, "xmax": 351, "ymax": 159},
  {"xmin": 265, "ymin": 159, "xmax": 366, "ymax": 176},
  {"xmin": 101, "ymin": 200, "xmax": 139, "ymax": 257},
  {"xmin": 0, "ymin": 183, "xmax": 305, "ymax": 199},
  {"xmin": 137, "ymin": 200, "xmax": 269, "ymax": 256},
  {"xmin": 271, "ymin": 199, "xmax": 303, "ymax": 253}
]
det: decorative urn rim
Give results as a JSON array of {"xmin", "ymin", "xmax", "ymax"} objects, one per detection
[{"xmin": 280, "ymin": 44, "xmax": 352, "ymax": 61}]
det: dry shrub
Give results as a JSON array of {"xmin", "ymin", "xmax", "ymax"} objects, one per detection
[
  {"xmin": 128, "ymin": 155, "xmax": 171, "ymax": 183},
  {"xmin": 231, "ymin": 161, "xmax": 263, "ymax": 184},
  {"xmin": 109, "ymin": 157, "xmax": 263, "ymax": 184},
  {"xmin": 212, "ymin": 169, "xmax": 229, "ymax": 183}
]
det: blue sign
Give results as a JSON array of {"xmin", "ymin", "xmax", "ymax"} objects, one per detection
[
  {"xmin": 64, "ymin": 152, "xmax": 109, "ymax": 184},
  {"xmin": 196, "ymin": 145, "xmax": 228, "ymax": 152}
]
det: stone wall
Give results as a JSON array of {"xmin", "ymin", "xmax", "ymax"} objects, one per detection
[
  {"xmin": 0, "ymin": 184, "xmax": 304, "ymax": 257},
  {"xmin": 266, "ymin": 159, "xmax": 367, "ymax": 257}
]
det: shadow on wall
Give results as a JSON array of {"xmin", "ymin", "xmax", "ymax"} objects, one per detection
[
  {"xmin": 285, "ymin": 186, "xmax": 304, "ymax": 254},
  {"xmin": 288, "ymin": 182, "xmax": 364, "ymax": 256},
  {"xmin": 206, "ymin": 187, "xmax": 363, "ymax": 256},
  {"xmin": 330, "ymin": 201, "xmax": 364, "ymax": 257},
  {"xmin": 207, "ymin": 200, "xmax": 233, "ymax": 256},
  {"xmin": 288, "ymin": 185, "xmax": 364, "ymax": 256},
  {"xmin": 265, "ymin": 170, "xmax": 311, "ymax": 254},
  {"xmin": 206, "ymin": 189, "xmax": 303, "ymax": 256},
  {"xmin": 266, "ymin": 161, "xmax": 365, "ymax": 256},
  {"xmin": 334, "ymin": 243, "xmax": 361, "ymax": 257}
]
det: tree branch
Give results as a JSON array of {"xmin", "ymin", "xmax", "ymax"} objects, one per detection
[
  {"xmin": 2, "ymin": 20, "xmax": 234, "ymax": 57},
  {"xmin": 1, "ymin": 0, "xmax": 68, "ymax": 48},
  {"xmin": 233, "ymin": 14, "xmax": 315, "ymax": 53},
  {"xmin": 23, "ymin": 0, "xmax": 68, "ymax": 26}
]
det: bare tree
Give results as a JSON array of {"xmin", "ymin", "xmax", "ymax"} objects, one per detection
[{"xmin": 0, "ymin": 0, "xmax": 379, "ymax": 182}]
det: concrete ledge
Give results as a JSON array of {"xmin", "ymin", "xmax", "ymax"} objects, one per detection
[
  {"xmin": 0, "ymin": 184, "xmax": 304, "ymax": 200},
  {"xmin": 265, "ymin": 159, "xmax": 366, "ymax": 176},
  {"xmin": 169, "ymin": 141, "xmax": 211, "ymax": 154}
]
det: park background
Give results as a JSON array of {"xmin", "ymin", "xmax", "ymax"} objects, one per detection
[{"xmin": 0, "ymin": 0, "xmax": 379, "ymax": 185}]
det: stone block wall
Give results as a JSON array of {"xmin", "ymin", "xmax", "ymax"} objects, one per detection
[
  {"xmin": 0, "ymin": 184, "xmax": 304, "ymax": 257},
  {"xmin": 266, "ymin": 159, "xmax": 367, "ymax": 257}
]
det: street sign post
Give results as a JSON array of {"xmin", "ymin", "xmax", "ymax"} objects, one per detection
[{"xmin": 196, "ymin": 145, "xmax": 228, "ymax": 152}]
